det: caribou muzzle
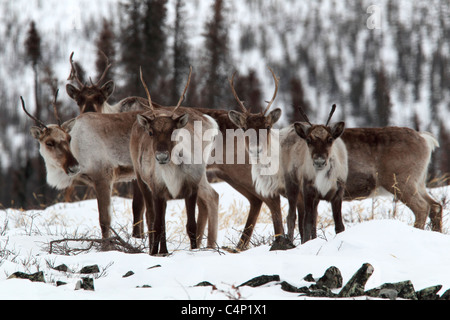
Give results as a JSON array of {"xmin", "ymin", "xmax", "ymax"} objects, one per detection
[{"xmin": 155, "ymin": 151, "xmax": 170, "ymax": 165}]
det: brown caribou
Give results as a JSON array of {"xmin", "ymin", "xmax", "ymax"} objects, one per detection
[
  {"xmin": 130, "ymin": 69, "xmax": 219, "ymax": 255},
  {"xmin": 66, "ymin": 53, "xmax": 291, "ymax": 250},
  {"xmin": 24, "ymin": 70, "xmax": 219, "ymax": 251},
  {"xmin": 227, "ymin": 68, "xmax": 442, "ymax": 241}
]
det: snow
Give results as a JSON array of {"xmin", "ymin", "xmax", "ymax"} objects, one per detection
[{"xmin": 1, "ymin": 182, "xmax": 449, "ymax": 300}]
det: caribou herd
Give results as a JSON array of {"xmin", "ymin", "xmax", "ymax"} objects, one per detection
[{"xmin": 20, "ymin": 52, "xmax": 443, "ymax": 255}]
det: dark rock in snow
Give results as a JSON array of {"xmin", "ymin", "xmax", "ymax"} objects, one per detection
[
  {"xmin": 239, "ymin": 275, "xmax": 280, "ymax": 288},
  {"xmin": 56, "ymin": 281, "xmax": 67, "ymax": 287},
  {"xmin": 440, "ymin": 289, "xmax": 450, "ymax": 300},
  {"xmin": 279, "ymin": 281, "xmax": 309, "ymax": 293},
  {"xmin": 379, "ymin": 288, "xmax": 398, "ymax": 300},
  {"xmin": 316, "ymin": 266, "xmax": 343, "ymax": 289},
  {"xmin": 53, "ymin": 264, "xmax": 69, "ymax": 272},
  {"xmin": 122, "ymin": 271, "xmax": 134, "ymax": 278},
  {"xmin": 303, "ymin": 274, "xmax": 316, "ymax": 282},
  {"xmin": 338, "ymin": 263, "xmax": 374, "ymax": 298},
  {"xmin": 195, "ymin": 281, "xmax": 215, "ymax": 287},
  {"xmin": 8, "ymin": 271, "xmax": 45, "ymax": 283},
  {"xmin": 307, "ymin": 285, "xmax": 338, "ymax": 298},
  {"xmin": 79, "ymin": 265, "xmax": 100, "ymax": 274},
  {"xmin": 365, "ymin": 280, "xmax": 417, "ymax": 300},
  {"xmin": 75, "ymin": 277, "xmax": 94, "ymax": 291},
  {"xmin": 416, "ymin": 285, "xmax": 442, "ymax": 300}
]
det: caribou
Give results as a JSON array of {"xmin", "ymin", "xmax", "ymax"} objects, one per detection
[
  {"xmin": 23, "ymin": 71, "xmax": 219, "ymax": 252},
  {"xmin": 227, "ymin": 68, "xmax": 442, "ymax": 243},
  {"xmin": 291, "ymin": 105, "xmax": 348, "ymax": 242},
  {"xmin": 66, "ymin": 52, "xmax": 145, "ymax": 113},
  {"xmin": 130, "ymin": 69, "xmax": 219, "ymax": 255},
  {"xmin": 64, "ymin": 53, "xmax": 288, "ymax": 250}
]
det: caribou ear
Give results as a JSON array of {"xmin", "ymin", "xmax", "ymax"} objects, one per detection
[
  {"xmin": 30, "ymin": 126, "xmax": 45, "ymax": 140},
  {"xmin": 228, "ymin": 110, "xmax": 246, "ymax": 129},
  {"xmin": 61, "ymin": 118, "xmax": 76, "ymax": 133},
  {"xmin": 137, "ymin": 114, "xmax": 153, "ymax": 129},
  {"xmin": 66, "ymin": 84, "xmax": 80, "ymax": 100},
  {"xmin": 267, "ymin": 108, "xmax": 282, "ymax": 126},
  {"xmin": 101, "ymin": 80, "xmax": 115, "ymax": 98},
  {"xmin": 294, "ymin": 122, "xmax": 311, "ymax": 140},
  {"xmin": 176, "ymin": 114, "xmax": 189, "ymax": 129},
  {"xmin": 330, "ymin": 121, "xmax": 345, "ymax": 139}
]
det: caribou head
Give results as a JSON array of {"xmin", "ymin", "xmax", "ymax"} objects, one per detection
[
  {"xmin": 66, "ymin": 51, "xmax": 114, "ymax": 113},
  {"xmin": 294, "ymin": 104, "xmax": 345, "ymax": 170},
  {"xmin": 227, "ymin": 68, "xmax": 282, "ymax": 160},
  {"xmin": 21, "ymin": 93, "xmax": 80, "ymax": 177},
  {"xmin": 136, "ymin": 67, "xmax": 192, "ymax": 165}
]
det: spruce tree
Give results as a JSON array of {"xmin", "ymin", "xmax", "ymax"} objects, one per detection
[{"xmin": 201, "ymin": 0, "xmax": 232, "ymax": 109}]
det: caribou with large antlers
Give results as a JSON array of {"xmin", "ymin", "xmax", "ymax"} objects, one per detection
[
  {"xmin": 227, "ymin": 69, "xmax": 442, "ymax": 242},
  {"xmin": 66, "ymin": 52, "xmax": 146, "ymax": 113},
  {"xmin": 130, "ymin": 68, "xmax": 219, "ymax": 255}
]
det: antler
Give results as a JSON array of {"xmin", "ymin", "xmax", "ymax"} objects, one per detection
[
  {"xmin": 20, "ymin": 96, "xmax": 48, "ymax": 129},
  {"xmin": 172, "ymin": 66, "xmax": 192, "ymax": 117},
  {"xmin": 139, "ymin": 67, "xmax": 155, "ymax": 115},
  {"xmin": 52, "ymin": 89, "xmax": 62, "ymax": 127},
  {"xmin": 91, "ymin": 50, "xmax": 112, "ymax": 86},
  {"xmin": 262, "ymin": 67, "xmax": 279, "ymax": 115},
  {"xmin": 325, "ymin": 104, "xmax": 337, "ymax": 126},
  {"xmin": 297, "ymin": 105, "xmax": 312, "ymax": 126},
  {"xmin": 67, "ymin": 52, "xmax": 84, "ymax": 87},
  {"xmin": 229, "ymin": 71, "xmax": 249, "ymax": 114}
]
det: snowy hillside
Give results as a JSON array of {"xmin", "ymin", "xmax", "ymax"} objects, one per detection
[{"xmin": 0, "ymin": 182, "xmax": 449, "ymax": 300}]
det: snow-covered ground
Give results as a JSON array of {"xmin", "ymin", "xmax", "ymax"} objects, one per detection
[{"xmin": 1, "ymin": 182, "xmax": 449, "ymax": 300}]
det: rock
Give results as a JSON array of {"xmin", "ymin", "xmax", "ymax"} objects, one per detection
[
  {"xmin": 303, "ymin": 274, "xmax": 316, "ymax": 282},
  {"xmin": 8, "ymin": 271, "xmax": 45, "ymax": 283},
  {"xmin": 239, "ymin": 275, "xmax": 281, "ymax": 288},
  {"xmin": 122, "ymin": 271, "xmax": 134, "ymax": 278},
  {"xmin": 147, "ymin": 264, "xmax": 162, "ymax": 270},
  {"xmin": 365, "ymin": 281, "xmax": 417, "ymax": 300},
  {"xmin": 56, "ymin": 281, "xmax": 67, "ymax": 287},
  {"xmin": 53, "ymin": 264, "xmax": 69, "ymax": 272},
  {"xmin": 440, "ymin": 289, "xmax": 450, "ymax": 300},
  {"xmin": 307, "ymin": 285, "xmax": 338, "ymax": 298},
  {"xmin": 79, "ymin": 265, "xmax": 100, "ymax": 274},
  {"xmin": 269, "ymin": 235, "xmax": 296, "ymax": 251},
  {"xmin": 379, "ymin": 289, "xmax": 398, "ymax": 300},
  {"xmin": 279, "ymin": 281, "xmax": 308, "ymax": 293},
  {"xmin": 75, "ymin": 277, "xmax": 94, "ymax": 291},
  {"xmin": 416, "ymin": 285, "xmax": 442, "ymax": 300},
  {"xmin": 195, "ymin": 281, "xmax": 215, "ymax": 287},
  {"xmin": 316, "ymin": 266, "xmax": 343, "ymax": 289},
  {"xmin": 338, "ymin": 263, "xmax": 374, "ymax": 298}
]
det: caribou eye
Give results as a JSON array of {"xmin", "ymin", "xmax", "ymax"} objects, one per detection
[
  {"xmin": 46, "ymin": 141, "xmax": 55, "ymax": 147},
  {"xmin": 148, "ymin": 131, "xmax": 153, "ymax": 137},
  {"xmin": 327, "ymin": 137, "xmax": 333, "ymax": 144},
  {"xmin": 306, "ymin": 137, "xmax": 312, "ymax": 144}
]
